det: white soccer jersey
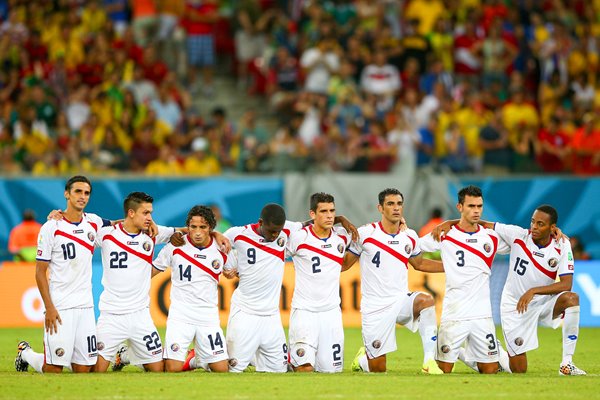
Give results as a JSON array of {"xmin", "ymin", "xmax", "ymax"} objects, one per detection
[
  {"xmin": 288, "ymin": 226, "xmax": 350, "ymax": 312},
  {"xmin": 421, "ymin": 225, "xmax": 510, "ymax": 322},
  {"xmin": 224, "ymin": 220, "xmax": 303, "ymax": 315},
  {"xmin": 348, "ymin": 222, "xmax": 421, "ymax": 312},
  {"xmin": 36, "ymin": 213, "xmax": 108, "ymax": 310},
  {"xmin": 154, "ymin": 235, "xmax": 228, "ymax": 325},
  {"xmin": 96, "ymin": 223, "xmax": 174, "ymax": 314},
  {"xmin": 494, "ymin": 223, "xmax": 574, "ymax": 308}
]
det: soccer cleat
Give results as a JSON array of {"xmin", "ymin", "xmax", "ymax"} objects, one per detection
[
  {"xmin": 559, "ymin": 362, "xmax": 587, "ymax": 376},
  {"xmin": 112, "ymin": 344, "xmax": 130, "ymax": 372},
  {"xmin": 422, "ymin": 358, "xmax": 444, "ymax": 375},
  {"xmin": 15, "ymin": 341, "xmax": 31, "ymax": 372},
  {"xmin": 351, "ymin": 347, "xmax": 366, "ymax": 372},
  {"xmin": 182, "ymin": 348, "xmax": 196, "ymax": 372}
]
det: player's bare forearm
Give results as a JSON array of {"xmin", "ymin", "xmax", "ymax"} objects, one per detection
[
  {"xmin": 431, "ymin": 219, "xmax": 458, "ymax": 241},
  {"xmin": 36, "ymin": 261, "xmax": 61, "ymax": 334},
  {"xmin": 335, "ymin": 215, "xmax": 358, "ymax": 242},
  {"xmin": 151, "ymin": 267, "xmax": 163, "ymax": 278},
  {"xmin": 409, "ymin": 256, "xmax": 444, "ymax": 273},
  {"xmin": 530, "ymin": 274, "xmax": 573, "ymax": 296},
  {"xmin": 342, "ymin": 252, "xmax": 358, "ymax": 272},
  {"xmin": 211, "ymin": 231, "xmax": 231, "ymax": 253}
]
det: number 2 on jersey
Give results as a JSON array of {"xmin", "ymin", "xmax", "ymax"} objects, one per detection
[
  {"xmin": 109, "ymin": 251, "xmax": 128, "ymax": 268},
  {"xmin": 311, "ymin": 256, "xmax": 321, "ymax": 273}
]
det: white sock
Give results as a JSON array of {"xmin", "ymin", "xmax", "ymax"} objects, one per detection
[
  {"xmin": 358, "ymin": 354, "xmax": 370, "ymax": 372},
  {"xmin": 562, "ymin": 306, "xmax": 580, "ymax": 365},
  {"xmin": 22, "ymin": 348, "xmax": 45, "ymax": 373},
  {"xmin": 418, "ymin": 306, "xmax": 438, "ymax": 363},
  {"xmin": 189, "ymin": 356, "xmax": 200, "ymax": 370},
  {"xmin": 457, "ymin": 347, "xmax": 478, "ymax": 372},
  {"xmin": 497, "ymin": 342, "xmax": 512, "ymax": 373}
]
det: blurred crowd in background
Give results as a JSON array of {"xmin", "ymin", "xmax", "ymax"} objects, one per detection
[{"xmin": 1, "ymin": 0, "xmax": 600, "ymax": 176}]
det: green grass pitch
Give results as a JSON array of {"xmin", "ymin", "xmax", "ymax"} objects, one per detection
[{"xmin": 0, "ymin": 327, "xmax": 598, "ymax": 399}]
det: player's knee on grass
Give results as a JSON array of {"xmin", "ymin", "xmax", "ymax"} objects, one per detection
[
  {"xmin": 368, "ymin": 355, "xmax": 386, "ymax": 372},
  {"xmin": 71, "ymin": 364, "xmax": 93, "ymax": 373},
  {"xmin": 437, "ymin": 361, "xmax": 454, "ymax": 373},
  {"xmin": 144, "ymin": 360, "xmax": 165, "ymax": 372},
  {"xmin": 414, "ymin": 293, "xmax": 435, "ymax": 317},
  {"xmin": 42, "ymin": 364, "xmax": 64, "ymax": 374},
  {"xmin": 477, "ymin": 362, "xmax": 499, "ymax": 374},
  {"xmin": 209, "ymin": 360, "xmax": 229, "ymax": 373},
  {"xmin": 165, "ymin": 359, "xmax": 184, "ymax": 372},
  {"xmin": 294, "ymin": 363, "xmax": 314, "ymax": 372},
  {"xmin": 509, "ymin": 354, "xmax": 527, "ymax": 373}
]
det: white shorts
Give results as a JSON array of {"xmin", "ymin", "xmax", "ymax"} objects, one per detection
[
  {"xmin": 289, "ymin": 308, "xmax": 344, "ymax": 373},
  {"xmin": 44, "ymin": 307, "xmax": 97, "ymax": 367},
  {"xmin": 437, "ymin": 318, "xmax": 499, "ymax": 364},
  {"xmin": 226, "ymin": 305, "xmax": 288, "ymax": 373},
  {"xmin": 164, "ymin": 318, "xmax": 228, "ymax": 364},
  {"xmin": 96, "ymin": 308, "xmax": 163, "ymax": 365},
  {"xmin": 362, "ymin": 292, "xmax": 421, "ymax": 359},
  {"xmin": 501, "ymin": 292, "xmax": 563, "ymax": 357}
]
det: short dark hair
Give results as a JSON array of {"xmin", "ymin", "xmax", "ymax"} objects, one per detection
[
  {"xmin": 431, "ymin": 208, "xmax": 442, "ymax": 218},
  {"xmin": 23, "ymin": 209, "xmax": 36, "ymax": 221},
  {"xmin": 65, "ymin": 175, "xmax": 92, "ymax": 193},
  {"xmin": 123, "ymin": 192, "xmax": 153, "ymax": 215},
  {"xmin": 260, "ymin": 203, "xmax": 286, "ymax": 225},
  {"xmin": 186, "ymin": 205, "xmax": 216, "ymax": 230},
  {"xmin": 535, "ymin": 204, "xmax": 558, "ymax": 225},
  {"xmin": 310, "ymin": 192, "xmax": 335, "ymax": 212},
  {"xmin": 457, "ymin": 185, "xmax": 483, "ymax": 204},
  {"xmin": 378, "ymin": 188, "xmax": 403, "ymax": 205}
]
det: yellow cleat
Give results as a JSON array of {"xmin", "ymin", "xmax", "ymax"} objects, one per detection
[
  {"xmin": 422, "ymin": 358, "xmax": 444, "ymax": 375},
  {"xmin": 351, "ymin": 347, "xmax": 366, "ymax": 372}
]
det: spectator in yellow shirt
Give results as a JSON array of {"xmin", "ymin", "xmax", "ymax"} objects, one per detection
[{"xmin": 184, "ymin": 137, "xmax": 221, "ymax": 176}]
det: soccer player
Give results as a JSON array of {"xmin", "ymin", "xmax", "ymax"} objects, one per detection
[
  {"xmin": 287, "ymin": 192, "xmax": 351, "ymax": 373},
  {"xmin": 345, "ymin": 188, "xmax": 444, "ymax": 374},
  {"xmin": 219, "ymin": 203, "xmax": 356, "ymax": 373},
  {"xmin": 420, "ymin": 185, "xmax": 510, "ymax": 374},
  {"xmin": 438, "ymin": 205, "xmax": 586, "ymax": 375},
  {"xmin": 93, "ymin": 192, "xmax": 176, "ymax": 373},
  {"xmin": 152, "ymin": 205, "xmax": 229, "ymax": 373},
  {"xmin": 15, "ymin": 176, "xmax": 112, "ymax": 374}
]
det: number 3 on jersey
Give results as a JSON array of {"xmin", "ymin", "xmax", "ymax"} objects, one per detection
[{"xmin": 456, "ymin": 250, "xmax": 465, "ymax": 267}]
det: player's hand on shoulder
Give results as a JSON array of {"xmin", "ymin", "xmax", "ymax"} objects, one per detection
[
  {"xmin": 339, "ymin": 216, "xmax": 358, "ymax": 242},
  {"xmin": 552, "ymin": 226, "xmax": 569, "ymax": 243},
  {"xmin": 212, "ymin": 231, "xmax": 232, "ymax": 253},
  {"xmin": 47, "ymin": 209, "xmax": 63, "ymax": 221},
  {"xmin": 146, "ymin": 221, "xmax": 159, "ymax": 238},
  {"xmin": 170, "ymin": 231, "xmax": 185, "ymax": 247},
  {"xmin": 223, "ymin": 267, "xmax": 239, "ymax": 279},
  {"xmin": 431, "ymin": 220, "xmax": 455, "ymax": 241},
  {"xmin": 399, "ymin": 217, "xmax": 408, "ymax": 232}
]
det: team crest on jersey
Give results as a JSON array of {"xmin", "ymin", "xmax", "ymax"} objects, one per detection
[
  {"xmin": 37, "ymin": 250, "xmax": 42, "ymax": 256},
  {"xmin": 171, "ymin": 343, "xmax": 180, "ymax": 352},
  {"xmin": 88, "ymin": 232, "xmax": 95, "ymax": 242},
  {"xmin": 548, "ymin": 258, "xmax": 558, "ymax": 268},
  {"xmin": 143, "ymin": 241, "xmax": 151, "ymax": 251},
  {"xmin": 55, "ymin": 348, "xmax": 65, "ymax": 357},
  {"xmin": 405, "ymin": 244, "xmax": 411, "ymax": 254},
  {"xmin": 228, "ymin": 358, "xmax": 238, "ymax": 367},
  {"xmin": 441, "ymin": 345, "xmax": 450, "ymax": 354},
  {"xmin": 211, "ymin": 259, "xmax": 221, "ymax": 270},
  {"xmin": 514, "ymin": 337, "xmax": 524, "ymax": 346},
  {"xmin": 97, "ymin": 342, "xmax": 105, "ymax": 351},
  {"xmin": 296, "ymin": 348, "xmax": 306, "ymax": 357},
  {"xmin": 483, "ymin": 243, "xmax": 491, "ymax": 253},
  {"xmin": 372, "ymin": 340, "xmax": 382, "ymax": 349},
  {"xmin": 337, "ymin": 244, "xmax": 344, "ymax": 253},
  {"xmin": 277, "ymin": 237, "xmax": 285, "ymax": 247}
]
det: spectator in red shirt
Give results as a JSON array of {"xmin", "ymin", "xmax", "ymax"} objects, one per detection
[
  {"xmin": 141, "ymin": 46, "xmax": 168, "ymax": 85},
  {"xmin": 536, "ymin": 116, "xmax": 571, "ymax": 173},
  {"xmin": 181, "ymin": 0, "xmax": 219, "ymax": 97},
  {"xmin": 570, "ymin": 113, "xmax": 600, "ymax": 175}
]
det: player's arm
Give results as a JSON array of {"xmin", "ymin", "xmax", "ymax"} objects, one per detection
[
  {"xmin": 516, "ymin": 274, "xmax": 573, "ymax": 313},
  {"xmin": 408, "ymin": 254, "xmax": 444, "ymax": 273},
  {"xmin": 342, "ymin": 251, "xmax": 359, "ymax": 272},
  {"xmin": 35, "ymin": 260, "xmax": 61, "ymax": 334},
  {"xmin": 211, "ymin": 230, "xmax": 231, "ymax": 253}
]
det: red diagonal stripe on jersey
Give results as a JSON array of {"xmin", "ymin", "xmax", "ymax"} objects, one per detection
[
  {"xmin": 234, "ymin": 235, "xmax": 284, "ymax": 261},
  {"xmin": 363, "ymin": 237, "xmax": 409, "ymax": 268},
  {"xmin": 297, "ymin": 243, "xmax": 343, "ymax": 265},
  {"xmin": 103, "ymin": 235, "xmax": 153, "ymax": 264},
  {"xmin": 54, "ymin": 230, "xmax": 94, "ymax": 254},
  {"xmin": 514, "ymin": 239, "xmax": 557, "ymax": 280},
  {"xmin": 442, "ymin": 234, "xmax": 497, "ymax": 268},
  {"xmin": 174, "ymin": 248, "xmax": 220, "ymax": 281}
]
